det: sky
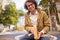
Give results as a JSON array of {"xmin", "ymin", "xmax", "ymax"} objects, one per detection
[
  {"xmin": 13, "ymin": 0, "xmax": 26, "ymax": 11},
  {"xmin": 2, "ymin": 0, "xmax": 41, "ymax": 11},
  {"xmin": 13, "ymin": 0, "xmax": 41, "ymax": 11}
]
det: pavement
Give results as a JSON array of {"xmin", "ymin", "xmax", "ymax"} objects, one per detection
[
  {"xmin": 0, "ymin": 30, "xmax": 60, "ymax": 40},
  {"xmin": 49, "ymin": 31, "xmax": 60, "ymax": 40},
  {"xmin": 49, "ymin": 31, "xmax": 60, "ymax": 34}
]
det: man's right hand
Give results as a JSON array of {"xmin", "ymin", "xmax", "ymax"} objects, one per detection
[{"xmin": 29, "ymin": 27, "xmax": 34, "ymax": 34}]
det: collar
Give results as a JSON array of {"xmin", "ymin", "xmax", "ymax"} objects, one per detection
[{"xmin": 29, "ymin": 10, "xmax": 38, "ymax": 16}]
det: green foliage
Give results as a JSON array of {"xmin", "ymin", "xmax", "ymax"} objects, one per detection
[
  {"xmin": 39, "ymin": 0, "xmax": 48, "ymax": 7},
  {"xmin": 44, "ymin": 9, "xmax": 49, "ymax": 15},
  {"xmin": 0, "ymin": 2, "xmax": 19, "ymax": 25},
  {"xmin": 39, "ymin": 0, "xmax": 60, "ymax": 23},
  {"xmin": 39, "ymin": 0, "xmax": 49, "ymax": 16},
  {"xmin": 0, "ymin": 10, "xmax": 5, "ymax": 23},
  {"xmin": 18, "ymin": 10, "xmax": 25, "ymax": 16}
]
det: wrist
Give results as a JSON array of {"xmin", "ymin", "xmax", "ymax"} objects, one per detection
[
  {"xmin": 40, "ymin": 30, "xmax": 45, "ymax": 34},
  {"xmin": 34, "ymin": 39, "xmax": 39, "ymax": 40}
]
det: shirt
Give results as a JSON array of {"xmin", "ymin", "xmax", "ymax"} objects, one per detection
[{"xmin": 29, "ymin": 10, "xmax": 45, "ymax": 34}]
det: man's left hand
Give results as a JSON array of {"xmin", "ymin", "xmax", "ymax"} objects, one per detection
[{"xmin": 38, "ymin": 32, "xmax": 43, "ymax": 39}]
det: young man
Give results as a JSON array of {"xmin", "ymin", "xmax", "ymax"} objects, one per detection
[{"xmin": 21, "ymin": 0, "xmax": 50, "ymax": 40}]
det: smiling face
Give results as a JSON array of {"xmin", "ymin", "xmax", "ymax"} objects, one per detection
[{"xmin": 26, "ymin": 2, "xmax": 36, "ymax": 12}]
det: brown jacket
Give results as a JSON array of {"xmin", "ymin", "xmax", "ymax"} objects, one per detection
[{"xmin": 24, "ymin": 9, "xmax": 50, "ymax": 34}]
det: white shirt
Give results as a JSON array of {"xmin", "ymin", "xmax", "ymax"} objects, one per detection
[
  {"xmin": 29, "ymin": 11, "xmax": 45, "ymax": 34},
  {"xmin": 29, "ymin": 11, "xmax": 37, "ymax": 26}
]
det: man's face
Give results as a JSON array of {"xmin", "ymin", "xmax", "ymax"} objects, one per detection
[{"xmin": 26, "ymin": 2, "xmax": 36, "ymax": 12}]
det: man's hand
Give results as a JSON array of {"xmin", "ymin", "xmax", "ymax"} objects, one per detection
[
  {"xmin": 38, "ymin": 32, "xmax": 43, "ymax": 39},
  {"xmin": 29, "ymin": 27, "xmax": 34, "ymax": 34},
  {"xmin": 29, "ymin": 27, "xmax": 43, "ymax": 39}
]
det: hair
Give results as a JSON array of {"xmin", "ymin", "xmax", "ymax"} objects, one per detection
[{"xmin": 24, "ymin": 0, "xmax": 37, "ymax": 10}]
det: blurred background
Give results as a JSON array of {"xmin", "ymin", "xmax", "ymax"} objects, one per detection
[{"xmin": 0, "ymin": 0, "xmax": 60, "ymax": 40}]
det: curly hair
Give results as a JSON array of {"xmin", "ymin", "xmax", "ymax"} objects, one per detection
[{"xmin": 24, "ymin": 0, "xmax": 37, "ymax": 10}]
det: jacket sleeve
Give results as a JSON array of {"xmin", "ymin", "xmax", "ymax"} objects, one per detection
[
  {"xmin": 42, "ymin": 11, "xmax": 50, "ymax": 33},
  {"xmin": 24, "ymin": 14, "xmax": 31, "ymax": 33}
]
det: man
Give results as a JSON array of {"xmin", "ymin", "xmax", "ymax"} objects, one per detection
[{"xmin": 21, "ymin": 0, "xmax": 50, "ymax": 40}]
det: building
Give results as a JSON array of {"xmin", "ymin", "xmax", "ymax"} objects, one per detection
[{"xmin": 55, "ymin": 0, "xmax": 60, "ymax": 11}]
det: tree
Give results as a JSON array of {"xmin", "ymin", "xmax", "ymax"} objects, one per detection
[
  {"xmin": 0, "ymin": 0, "xmax": 3, "ymax": 13},
  {"xmin": 18, "ymin": 10, "xmax": 25, "ymax": 16},
  {"xmin": 49, "ymin": 0, "xmax": 59, "ymax": 24},
  {"xmin": 39, "ymin": 0, "xmax": 49, "ymax": 15},
  {"xmin": 39, "ymin": 0, "xmax": 60, "ymax": 24},
  {"xmin": 0, "ymin": 2, "xmax": 19, "ymax": 26},
  {"xmin": 39, "ymin": 0, "xmax": 48, "ymax": 7}
]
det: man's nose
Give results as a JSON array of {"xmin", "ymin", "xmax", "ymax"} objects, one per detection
[{"xmin": 29, "ymin": 5, "xmax": 32, "ymax": 7}]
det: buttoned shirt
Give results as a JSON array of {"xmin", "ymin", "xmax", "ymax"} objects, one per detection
[{"xmin": 29, "ymin": 11, "xmax": 45, "ymax": 34}]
